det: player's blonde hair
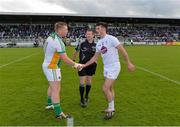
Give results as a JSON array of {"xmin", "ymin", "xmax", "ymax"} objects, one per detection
[{"xmin": 54, "ymin": 22, "xmax": 67, "ymax": 31}]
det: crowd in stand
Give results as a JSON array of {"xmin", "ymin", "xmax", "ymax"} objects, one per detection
[
  {"xmin": 0, "ymin": 23, "xmax": 179, "ymax": 42},
  {"xmin": 108, "ymin": 25, "xmax": 180, "ymax": 42},
  {"xmin": 0, "ymin": 24, "xmax": 53, "ymax": 40}
]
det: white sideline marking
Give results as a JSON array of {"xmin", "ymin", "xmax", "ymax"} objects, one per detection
[
  {"xmin": 0, "ymin": 53, "xmax": 39, "ymax": 69},
  {"xmin": 136, "ymin": 65, "xmax": 180, "ymax": 85},
  {"xmin": 1, "ymin": 54, "xmax": 180, "ymax": 86}
]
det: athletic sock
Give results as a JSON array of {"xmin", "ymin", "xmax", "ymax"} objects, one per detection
[
  {"xmin": 108, "ymin": 100, "xmax": 115, "ymax": 110},
  {"xmin": 53, "ymin": 103, "xmax": 62, "ymax": 116},
  {"xmin": 79, "ymin": 84, "xmax": 85, "ymax": 102},
  {"xmin": 85, "ymin": 84, "xmax": 91, "ymax": 99},
  {"xmin": 47, "ymin": 96, "xmax": 52, "ymax": 106}
]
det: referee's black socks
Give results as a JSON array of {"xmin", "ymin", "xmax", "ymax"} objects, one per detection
[
  {"xmin": 85, "ymin": 84, "xmax": 91, "ymax": 99},
  {"xmin": 79, "ymin": 84, "xmax": 85, "ymax": 102}
]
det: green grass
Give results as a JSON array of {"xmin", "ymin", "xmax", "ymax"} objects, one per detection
[{"xmin": 0, "ymin": 46, "xmax": 180, "ymax": 126}]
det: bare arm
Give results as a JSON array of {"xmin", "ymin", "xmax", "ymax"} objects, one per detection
[
  {"xmin": 60, "ymin": 53, "xmax": 77, "ymax": 67},
  {"xmin": 72, "ymin": 51, "xmax": 79, "ymax": 61},
  {"xmin": 84, "ymin": 52, "xmax": 100, "ymax": 68},
  {"xmin": 116, "ymin": 44, "xmax": 131, "ymax": 64},
  {"xmin": 116, "ymin": 44, "xmax": 135, "ymax": 72}
]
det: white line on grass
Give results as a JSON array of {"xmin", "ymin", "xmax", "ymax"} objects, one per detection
[
  {"xmin": 121, "ymin": 60, "xmax": 180, "ymax": 85},
  {"xmin": 136, "ymin": 65, "xmax": 180, "ymax": 85},
  {"xmin": 0, "ymin": 53, "xmax": 40, "ymax": 69},
  {"xmin": 1, "ymin": 53, "xmax": 179, "ymax": 86}
]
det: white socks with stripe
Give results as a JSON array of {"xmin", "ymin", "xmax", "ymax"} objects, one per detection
[{"xmin": 108, "ymin": 100, "xmax": 115, "ymax": 111}]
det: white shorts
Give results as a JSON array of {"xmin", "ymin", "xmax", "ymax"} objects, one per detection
[
  {"xmin": 42, "ymin": 66, "xmax": 61, "ymax": 81},
  {"xmin": 104, "ymin": 62, "xmax": 121, "ymax": 80}
]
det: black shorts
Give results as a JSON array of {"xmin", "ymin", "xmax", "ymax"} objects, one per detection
[{"xmin": 78, "ymin": 63, "xmax": 97, "ymax": 76}]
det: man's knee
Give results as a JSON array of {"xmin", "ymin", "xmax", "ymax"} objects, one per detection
[
  {"xmin": 50, "ymin": 82, "xmax": 60, "ymax": 93},
  {"xmin": 51, "ymin": 88, "xmax": 60, "ymax": 100},
  {"xmin": 86, "ymin": 79, "xmax": 91, "ymax": 85},
  {"xmin": 86, "ymin": 76, "xmax": 92, "ymax": 84},
  {"xmin": 80, "ymin": 76, "xmax": 86, "ymax": 84},
  {"xmin": 102, "ymin": 85, "xmax": 110, "ymax": 92}
]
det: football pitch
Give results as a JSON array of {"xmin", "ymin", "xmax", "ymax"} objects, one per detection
[{"xmin": 0, "ymin": 46, "xmax": 180, "ymax": 126}]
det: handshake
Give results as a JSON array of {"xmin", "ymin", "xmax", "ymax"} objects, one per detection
[{"xmin": 73, "ymin": 63, "xmax": 85, "ymax": 71}]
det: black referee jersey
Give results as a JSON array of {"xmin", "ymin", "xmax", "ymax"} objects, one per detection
[{"xmin": 75, "ymin": 39, "xmax": 96, "ymax": 64}]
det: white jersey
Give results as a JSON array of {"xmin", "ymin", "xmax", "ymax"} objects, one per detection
[
  {"xmin": 42, "ymin": 32, "xmax": 66, "ymax": 69},
  {"xmin": 96, "ymin": 34, "xmax": 121, "ymax": 66}
]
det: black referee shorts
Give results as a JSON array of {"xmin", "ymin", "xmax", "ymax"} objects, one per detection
[{"xmin": 78, "ymin": 63, "xmax": 97, "ymax": 76}]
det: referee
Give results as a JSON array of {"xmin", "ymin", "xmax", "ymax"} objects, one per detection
[{"xmin": 72, "ymin": 29, "xmax": 97, "ymax": 107}]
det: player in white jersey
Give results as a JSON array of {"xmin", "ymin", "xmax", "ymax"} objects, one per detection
[
  {"xmin": 42, "ymin": 22, "xmax": 82, "ymax": 120},
  {"xmin": 81, "ymin": 22, "xmax": 135, "ymax": 120}
]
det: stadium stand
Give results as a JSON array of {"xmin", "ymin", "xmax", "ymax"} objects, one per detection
[
  {"xmin": 0, "ymin": 24, "xmax": 179, "ymax": 42},
  {"xmin": 0, "ymin": 13, "xmax": 179, "ymax": 47}
]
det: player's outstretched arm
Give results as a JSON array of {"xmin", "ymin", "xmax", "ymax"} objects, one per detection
[
  {"xmin": 116, "ymin": 44, "xmax": 135, "ymax": 72},
  {"xmin": 60, "ymin": 53, "xmax": 82, "ymax": 69},
  {"xmin": 84, "ymin": 52, "xmax": 100, "ymax": 68}
]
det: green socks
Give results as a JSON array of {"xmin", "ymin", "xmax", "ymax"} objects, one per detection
[
  {"xmin": 47, "ymin": 96, "xmax": 52, "ymax": 106},
  {"xmin": 53, "ymin": 103, "xmax": 62, "ymax": 116}
]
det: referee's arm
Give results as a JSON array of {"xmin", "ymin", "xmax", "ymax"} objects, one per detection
[
  {"xmin": 72, "ymin": 43, "xmax": 80, "ymax": 61},
  {"xmin": 72, "ymin": 50, "xmax": 79, "ymax": 62}
]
